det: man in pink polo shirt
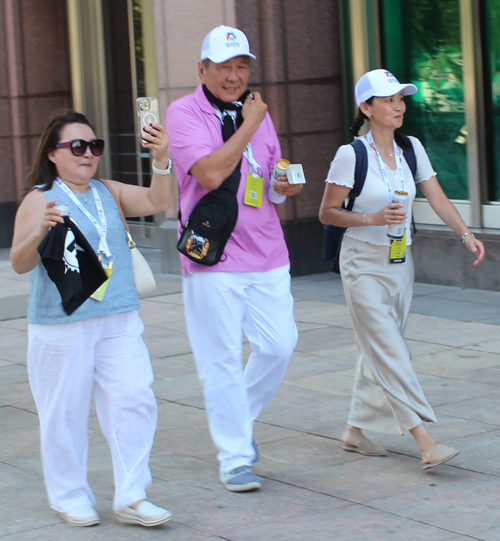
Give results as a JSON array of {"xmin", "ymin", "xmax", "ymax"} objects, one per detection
[{"xmin": 166, "ymin": 25, "xmax": 301, "ymax": 492}]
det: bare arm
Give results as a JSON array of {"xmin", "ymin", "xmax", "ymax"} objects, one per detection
[
  {"xmin": 190, "ymin": 92, "xmax": 268, "ymax": 190},
  {"xmin": 108, "ymin": 123, "xmax": 174, "ymax": 218},
  {"xmin": 318, "ymin": 182, "xmax": 406, "ymax": 227},
  {"xmin": 419, "ymin": 176, "xmax": 485, "ymax": 265},
  {"xmin": 10, "ymin": 190, "xmax": 65, "ymax": 274}
]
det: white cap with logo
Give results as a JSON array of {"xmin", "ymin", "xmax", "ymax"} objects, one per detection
[
  {"xmin": 201, "ymin": 25, "xmax": 256, "ymax": 64},
  {"xmin": 355, "ymin": 69, "xmax": 417, "ymax": 106}
]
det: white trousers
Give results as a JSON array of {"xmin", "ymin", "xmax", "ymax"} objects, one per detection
[
  {"xmin": 183, "ymin": 266, "xmax": 298, "ymax": 474},
  {"xmin": 27, "ymin": 311, "xmax": 157, "ymax": 512}
]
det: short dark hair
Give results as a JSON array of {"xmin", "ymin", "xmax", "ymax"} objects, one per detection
[{"xmin": 26, "ymin": 110, "xmax": 94, "ymax": 191}]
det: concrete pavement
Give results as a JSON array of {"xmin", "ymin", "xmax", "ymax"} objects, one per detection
[{"xmin": 1, "ymin": 247, "xmax": 500, "ymax": 540}]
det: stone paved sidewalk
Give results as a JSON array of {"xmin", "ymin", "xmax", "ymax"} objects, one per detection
[{"xmin": 1, "ymin": 248, "xmax": 500, "ymax": 540}]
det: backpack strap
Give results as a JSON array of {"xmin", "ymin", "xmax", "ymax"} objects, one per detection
[
  {"xmin": 347, "ymin": 139, "xmax": 368, "ymax": 210},
  {"xmin": 394, "ymin": 132, "xmax": 418, "ymax": 234},
  {"xmin": 395, "ymin": 132, "xmax": 417, "ymax": 179}
]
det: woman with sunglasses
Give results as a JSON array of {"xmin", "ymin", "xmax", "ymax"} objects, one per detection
[
  {"xmin": 10, "ymin": 110, "xmax": 173, "ymax": 527},
  {"xmin": 319, "ymin": 70, "xmax": 485, "ymax": 470}
]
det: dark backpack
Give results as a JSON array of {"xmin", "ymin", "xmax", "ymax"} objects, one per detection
[{"xmin": 322, "ymin": 133, "xmax": 417, "ymax": 274}]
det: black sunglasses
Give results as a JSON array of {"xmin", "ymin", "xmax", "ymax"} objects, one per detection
[{"xmin": 54, "ymin": 139, "xmax": 105, "ymax": 157}]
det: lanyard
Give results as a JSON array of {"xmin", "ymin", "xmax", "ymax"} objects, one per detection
[
  {"xmin": 366, "ymin": 131, "xmax": 406, "ymax": 204},
  {"xmin": 244, "ymin": 142, "xmax": 261, "ymax": 175},
  {"xmin": 54, "ymin": 178, "xmax": 112, "ymax": 257},
  {"xmin": 213, "ymin": 108, "xmax": 261, "ymax": 174}
]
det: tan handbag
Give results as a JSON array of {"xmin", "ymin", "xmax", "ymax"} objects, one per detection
[{"xmin": 100, "ymin": 179, "xmax": 156, "ymax": 295}]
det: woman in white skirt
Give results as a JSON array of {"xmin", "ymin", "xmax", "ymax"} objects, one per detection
[{"xmin": 319, "ymin": 70, "xmax": 485, "ymax": 469}]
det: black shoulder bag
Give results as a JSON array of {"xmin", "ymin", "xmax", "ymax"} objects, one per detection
[{"xmin": 177, "ymin": 172, "xmax": 241, "ymax": 266}]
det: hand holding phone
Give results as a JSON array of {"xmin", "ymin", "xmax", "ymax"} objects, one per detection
[
  {"xmin": 136, "ymin": 97, "xmax": 170, "ymax": 165},
  {"xmin": 137, "ymin": 97, "xmax": 160, "ymax": 144}
]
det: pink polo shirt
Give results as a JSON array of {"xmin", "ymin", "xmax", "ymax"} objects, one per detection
[{"xmin": 166, "ymin": 84, "xmax": 290, "ymax": 276}]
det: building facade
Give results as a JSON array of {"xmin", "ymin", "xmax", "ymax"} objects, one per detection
[{"xmin": 1, "ymin": 0, "xmax": 499, "ymax": 288}]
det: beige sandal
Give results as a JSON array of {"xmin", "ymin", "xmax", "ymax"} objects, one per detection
[
  {"xmin": 423, "ymin": 444, "xmax": 459, "ymax": 470},
  {"xmin": 343, "ymin": 436, "xmax": 387, "ymax": 456}
]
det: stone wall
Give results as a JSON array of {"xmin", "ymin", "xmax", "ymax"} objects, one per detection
[
  {"xmin": 412, "ymin": 226, "xmax": 500, "ymax": 292},
  {"xmin": 0, "ymin": 0, "xmax": 72, "ymax": 247},
  {"xmin": 234, "ymin": 0, "xmax": 346, "ymax": 274}
]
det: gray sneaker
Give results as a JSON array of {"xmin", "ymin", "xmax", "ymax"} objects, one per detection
[
  {"xmin": 251, "ymin": 439, "xmax": 261, "ymax": 466},
  {"xmin": 220, "ymin": 466, "xmax": 261, "ymax": 492}
]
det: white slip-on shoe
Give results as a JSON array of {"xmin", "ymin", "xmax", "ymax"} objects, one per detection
[
  {"xmin": 59, "ymin": 504, "xmax": 100, "ymax": 527},
  {"xmin": 116, "ymin": 501, "xmax": 173, "ymax": 527}
]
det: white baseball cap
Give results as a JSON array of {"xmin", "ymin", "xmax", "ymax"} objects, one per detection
[
  {"xmin": 355, "ymin": 69, "xmax": 417, "ymax": 106},
  {"xmin": 201, "ymin": 25, "xmax": 256, "ymax": 64}
]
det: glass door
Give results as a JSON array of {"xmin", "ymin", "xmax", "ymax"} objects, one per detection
[
  {"xmin": 101, "ymin": 0, "xmax": 161, "ymax": 242},
  {"xmin": 482, "ymin": 0, "xmax": 500, "ymax": 203},
  {"xmin": 379, "ymin": 0, "xmax": 468, "ymax": 200},
  {"xmin": 102, "ymin": 0, "xmax": 151, "ymax": 190},
  {"xmin": 102, "ymin": 0, "xmax": 137, "ymax": 186}
]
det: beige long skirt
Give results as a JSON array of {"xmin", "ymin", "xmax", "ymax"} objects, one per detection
[{"xmin": 340, "ymin": 236, "xmax": 436, "ymax": 435}]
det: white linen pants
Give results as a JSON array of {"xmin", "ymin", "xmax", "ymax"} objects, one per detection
[
  {"xmin": 340, "ymin": 237, "xmax": 436, "ymax": 435},
  {"xmin": 182, "ymin": 266, "xmax": 298, "ymax": 475},
  {"xmin": 27, "ymin": 311, "xmax": 157, "ymax": 512}
]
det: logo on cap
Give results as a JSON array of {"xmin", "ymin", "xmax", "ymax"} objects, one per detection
[
  {"xmin": 384, "ymin": 71, "xmax": 398, "ymax": 83},
  {"xmin": 225, "ymin": 31, "xmax": 240, "ymax": 48}
]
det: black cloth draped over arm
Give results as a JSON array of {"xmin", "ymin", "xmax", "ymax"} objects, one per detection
[{"xmin": 37, "ymin": 216, "xmax": 108, "ymax": 315}]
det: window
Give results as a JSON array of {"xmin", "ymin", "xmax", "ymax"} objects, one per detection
[
  {"xmin": 380, "ymin": 0, "xmax": 468, "ymax": 200},
  {"xmin": 482, "ymin": 0, "xmax": 500, "ymax": 202}
]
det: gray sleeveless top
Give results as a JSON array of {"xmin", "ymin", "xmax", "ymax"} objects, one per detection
[{"xmin": 28, "ymin": 180, "xmax": 140, "ymax": 324}]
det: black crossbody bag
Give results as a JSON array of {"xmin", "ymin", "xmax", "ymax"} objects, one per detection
[{"xmin": 176, "ymin": 161, "xmax": 242, "ymax": 266}]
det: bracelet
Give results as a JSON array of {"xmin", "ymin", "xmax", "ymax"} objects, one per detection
[
  {"xmin": 461, "ymin": 232, "xmax": 475, "ymax": 243},
  {"xmin": 152, "ymin": 159, "xmax": 172, "ymax": 175},
  {"xmin": 363, "ymin": 214, "xmax": 366, "ymax": 225}
]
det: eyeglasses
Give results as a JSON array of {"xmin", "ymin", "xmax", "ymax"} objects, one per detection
[{"xmin": 54, "ymin": 139, "xmax": 105, "ymax": 157}]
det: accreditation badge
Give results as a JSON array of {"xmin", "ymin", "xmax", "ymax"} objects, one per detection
[
  {"xmin": 91, "ymin": 261, "xmax": 113, "ymax": 301},
  {"xmin": 389, "ymin": 233, "xmax": 406, "ymax": 264},
  {"xmin": 244, "ymin": 167, "xmax": 264, "ymax": 208}
]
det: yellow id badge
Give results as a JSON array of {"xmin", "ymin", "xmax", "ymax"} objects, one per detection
[
  {"xmin": 390, "ymin": 233, "xmax": 406, "ymax": 264},
  {"xmin": 91, "ymin": 262, "xmax": 113, "ymax": 301},
  {"xmin": 244, "ymin": 169, "xmax": 264, "ymax": 208}
]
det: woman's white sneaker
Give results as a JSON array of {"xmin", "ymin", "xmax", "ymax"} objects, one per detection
[
  {"xmin": 116, "ymin": 501, "xmax": 173, "ymax": 527},
  {"xmin": 59, "ymin": 504, "xmax": 100, "ymax": 527}
]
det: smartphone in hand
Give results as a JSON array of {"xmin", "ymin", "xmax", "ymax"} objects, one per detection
[{"xmin": 136, "ymin": 97, "xmax": 159, "ymax": 144}]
